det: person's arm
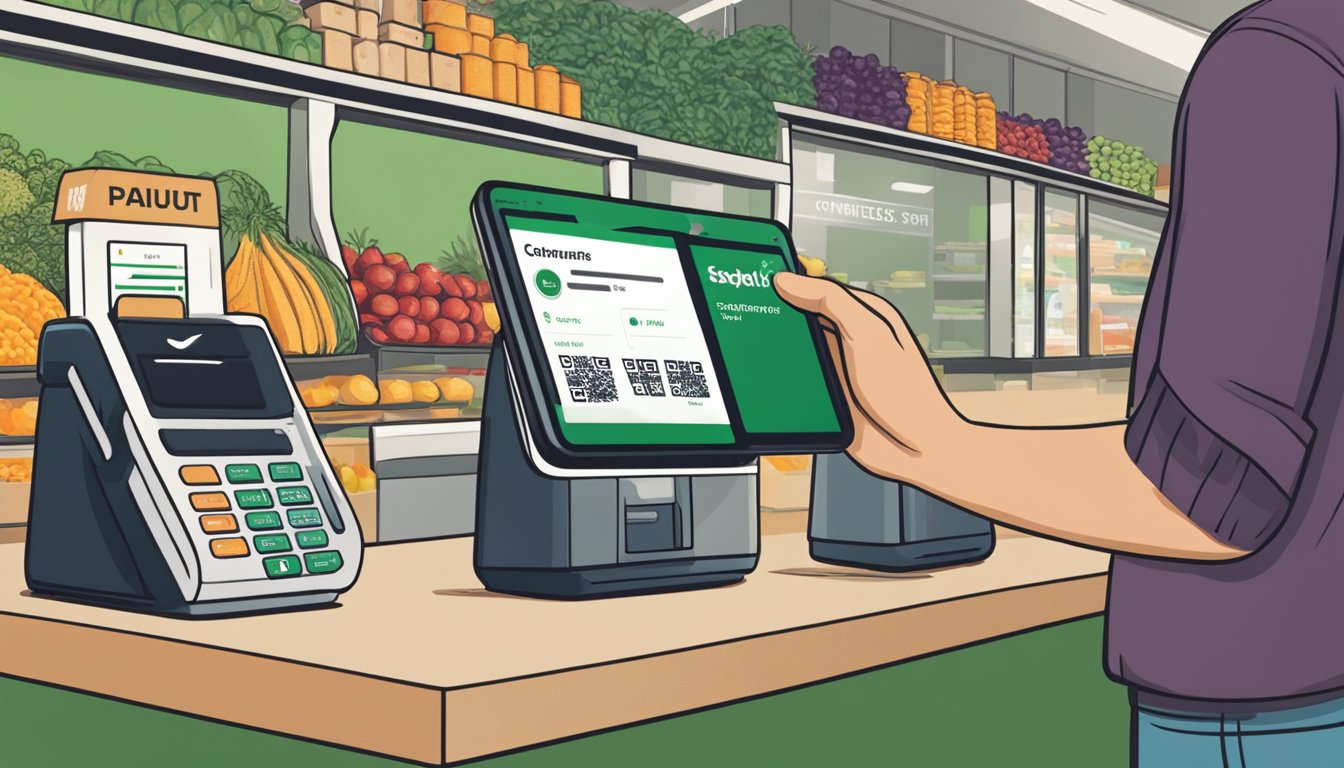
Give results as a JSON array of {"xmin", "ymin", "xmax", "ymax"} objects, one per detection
[{"xmin": 775, "ymin": 29, "xmax": 1341, "ymax": 562}]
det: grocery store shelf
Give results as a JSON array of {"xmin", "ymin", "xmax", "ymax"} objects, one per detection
[
  {"xmin": 311, "ymin": 401, "xmax": 471, "ymax": 414},
  {"xmin": 776, "ymin": 103, "xmax": 1168, "ymax": 212},
  {"xmin": 0, "ymin": 1, "xmax": 788, "ymax": 184},
  {"xmin": 932, "ymin": 274, "xmax": 987, "ymax": 282},
  {"xmin": 0, "ymin": 367, "xmax": 37, "ymax": 399},
  {"xmin": 932, "ymin": 314, "xmax": 985, "ymax": 321},
  {"xmin": 1092, "ymin": 294, "xmax": 1145, "ymax": 304},
  {"xmin": 284, "ymin": 353, "xmax": 376, "ymax": 381}
]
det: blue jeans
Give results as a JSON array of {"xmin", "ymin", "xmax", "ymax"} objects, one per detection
[{"xmin": 1135, "ymin": 696, "xmax": 1344, "ymax": 767}]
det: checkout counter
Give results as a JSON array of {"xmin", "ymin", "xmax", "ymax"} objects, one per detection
[{"xmin": 0, "ymin": 169, "xmax": 1111, "ymax": 765}]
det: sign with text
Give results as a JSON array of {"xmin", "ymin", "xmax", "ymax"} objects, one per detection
[{"xmin": 794, "ymin": 190, "xmax": 934, "ymax": 237}]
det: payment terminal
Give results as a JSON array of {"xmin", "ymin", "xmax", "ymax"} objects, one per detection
[
  {"xmin": 24, "ymin": 169, "xmax": 362, "ymax": 616},
  {"xmin": 470, "ymin": 183, "xmax": 850, "ymax": 599}
]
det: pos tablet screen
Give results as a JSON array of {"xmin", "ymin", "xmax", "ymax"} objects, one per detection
[{"xmin": 472, "ymin": 182, "xmax": 853, "ymax": 469}]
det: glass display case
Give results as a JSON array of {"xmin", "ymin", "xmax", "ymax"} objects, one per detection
[
  {"xmin": 1088, "ymin": 200, "xmax": 1163, "ymax": 355},
  {"xmin": 1042, "ymin": 189, "xmax": 1080, "ymax": 357},
  {"xmin": 1013, "ymin": 181, "xmax": 1037, "ymax": 358},
  {"xmin": 791, "ymin": 136, "xmax": 990, "ymax": 359}
]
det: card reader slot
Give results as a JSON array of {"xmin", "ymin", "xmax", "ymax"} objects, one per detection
[
  {"xmin": 312, "ymin": 470, "xmax": 347, "ymax": 535},
  {"xmin": 159, "ymin": 429, "xmax": 293, "ymax": 457}
]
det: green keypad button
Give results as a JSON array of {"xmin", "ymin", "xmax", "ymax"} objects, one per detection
[
  {"xmin": 276, "ymin": 486, "xmax": 313, "ymax": 506},
  {"xmin": 244, "ymin": 511, "xmax": 283, "ymax": 531},
  {"xmin": 287, "ymin": 508, "xmax": 323, "ymax": 528},
  {"xmin": 304, "ymin": 551, "xmax": 344, "ymax": 574},
  {"xmin": 295, "ymin": 530, "xmax": 328, "ymax": 550},
  {"xmin": 263, "ymin": 555, "xmax": 302, "ymax": 579},
  {"xmin": 234, "ymin": 489, "xmax": 273, "ymax": 509},
  {"xmin": 253, "ymin": 534, "xmax": 292, "ymax": 554},
  {"xmin": 224, "ymin": 464, "xmax": 262, "ymax": 484},
  {"xmin": 269, "ymin": 462, "xmax": 303, "ymax": 482}
]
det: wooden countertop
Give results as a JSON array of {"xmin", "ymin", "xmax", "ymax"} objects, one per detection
[{"xmin": 0, "ymin": 533, "xmax": 1109, "ymax": 765}]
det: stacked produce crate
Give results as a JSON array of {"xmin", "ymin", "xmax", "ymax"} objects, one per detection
[
  {"xmin": 812, "ymin": 47, "xmax": 910, "ymax": 129},
  {"xmin": 1087, "ymin": 135, "xmax": 1157, "ymax": 196},
  {"xmin": 929, "ymin": 81, "xmax": 955, "ymax": 141},
  {"xmin": 973, "ymin": 92, "xmax": 997, "ymax": 150},
  {"xmin": 422, "ymin": 0, "xmax": 580, "ymax": 115},
  {"xmin": 902, "ymin": 72, "xmax": 933, "ymax": 134}
]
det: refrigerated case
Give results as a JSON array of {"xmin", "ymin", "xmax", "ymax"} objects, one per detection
[{"xmin": 1087, "ymin": 200, "xmax": 1163, "ymax": 356}]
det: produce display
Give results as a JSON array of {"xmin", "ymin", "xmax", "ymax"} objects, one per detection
[
  {"xmin": 0, "ymin": 134, "xmax": 68, "ymax": 297},
  {"xmin": 813, "ymin": 47, "xmax": 909, "ymax": 130},
  {"xmin": 298, "ymin": 373, "xmax": 475, "ymax": 409},
  {"xmin": 929, "ymin": 80, "xmax": 955, "ymax": 141},
  {"xmin": 39, "ymin": 0, "xmax": 323, "ymax": 63},
  {"xmin": 1031, "ymin": 117, "xmax": 1090, "ymax": 174},
  {"xmin": 223, "ymin": 173, "xmax": 358, "ymax": 356},
  {"xmin": 490, "ymin": 0, "xmax": 815, "ymax": 160},
  {"xmin": 0, "ymin": 398, "xmax": 38, "ymax": 437},
  {"xmin": 342, "ymin": 229, "xmax": 499, "ymax": 347},
  {"xmin": 0, "ymin": 457, "xmax": 32, "ymax": 483},
  {"xmin": 0, "ymin": 265, "xmax": 65, "ymax": 367},
  {"xmin": 997, "ymin": 112, "xmax": 1051, "ymax": 164},
  {"xmin": 332, "ymin": 460, "xmax": 376, "ymax": 495},
  {"xmin": 1087, "ymin": 135, "xmax": 1158, "ymax": 196}
]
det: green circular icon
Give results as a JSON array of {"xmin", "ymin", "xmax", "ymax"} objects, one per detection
[
  {"xmin": 629, "ymin": 317, "xmax": 639, "ymax": 327},
  {"xmin": 535, "ymin": 269, "xmax": 562, "ymax": 298}
]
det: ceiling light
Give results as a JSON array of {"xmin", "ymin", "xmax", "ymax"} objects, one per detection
[
  {"xmin": 674, "ymin": 0, "xmax": 742, "ymax": 25},
  {"xmin": 1023, "ymin": 0, "xmax": 1206, "ymax": 70},
  {"xmin": 891, "ymin": 182, "xmax": 933, "ymax": 194}
]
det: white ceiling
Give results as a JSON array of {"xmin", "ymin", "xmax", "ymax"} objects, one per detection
[{"xmin": 1122, "ymin": 0, "xmax": 1255, "ymax": 32}]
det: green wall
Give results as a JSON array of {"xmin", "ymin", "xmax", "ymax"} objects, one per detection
[{"xmin": 0, "ymin": 54, "xmax": 289, "ymax": 206}]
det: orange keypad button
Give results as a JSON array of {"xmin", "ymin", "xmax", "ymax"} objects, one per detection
[
  {"xmin": 210, "ymin": 538, "xmax": 249, "ymax": 558},
  {"xmin": 189, "ymin": 492, "xmax": 230, "ymax": 512},
  {"xmin": 179, "ymin": 465, "xmax": 220, "ymax": 486},
  {"xmin": 199, "ymin": 514, "xmax": 239, "ymax": 534}
]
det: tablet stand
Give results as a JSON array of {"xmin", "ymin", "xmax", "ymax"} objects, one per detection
[
  {"xmin": 809, "ymin": 453, "xmax": 994, "ymax": 571},
  {"xmin": 473, "ymin": 338, "xmax": 760, "ymax": 599}
]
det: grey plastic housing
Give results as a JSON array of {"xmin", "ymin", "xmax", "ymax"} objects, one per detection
[
  {"xmin": 809, "ymin": 452, "xmax": 994, "ymax": 571},
  {"xmin": 473, "ymin": 339, "xmax": 759, "ymax": 599}
]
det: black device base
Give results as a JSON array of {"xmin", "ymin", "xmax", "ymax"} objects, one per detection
[
  {"xmin": 477, "ymin": 556, "xmax": 757, "ymax": 600},
  {"xmin": 25, "ymin": 588, "xmax": 339, "ymax": 618},
  {"xmin": 809, "ymin": 533, "xmax": 995, "ymax": 573}
]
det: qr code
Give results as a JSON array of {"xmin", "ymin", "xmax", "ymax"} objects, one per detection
[
  {"xmin": 622, "ymin": 358, "xmax": 666, "ymax": 397},
  {"xmin": 665, "ymin": 359, "xmax": 710, "ymax": 399},
  {"xmin": 559, "ymin": 355, "xmax": 618, "ymax": 403}
]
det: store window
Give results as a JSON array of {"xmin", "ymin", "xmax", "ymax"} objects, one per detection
[
  {"xmin": 791, "ymin": 137, "xmax": 989, "ymax": 359},
  {"xmin": 1042, "ymin": 189, "xmax": 1080, "ymax": 357},
  {"xmin": 632, "ymin": 169, "xmax": 772, "ymax": 218},
  {"xmin": 1013, "ymin": 181, "xmax": 1037, "ymax": 358},
  {"xmin": 1088, "ymin": 200, "xmax": 1163, "ymax": 355}
]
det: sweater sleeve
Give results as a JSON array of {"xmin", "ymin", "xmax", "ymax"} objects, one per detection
[{"xmin": 1124, "ymin": 29, "xmax": 1341, "ymax": 551}]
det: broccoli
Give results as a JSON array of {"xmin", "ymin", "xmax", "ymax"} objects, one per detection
[{"xmin": 0, "ymin": 169, "xmax": 34, "ymax": 218}]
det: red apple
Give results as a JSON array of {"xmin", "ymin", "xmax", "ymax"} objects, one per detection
[
  {"xmin": 475, "ymin": 279, "xmax": 492, "ymax": 301},
  {"xmin": 358, "ymin": 313, "xmax": 382, "ymax": 327},
  {"xmin": 341, "ymin": 245, "xmax": 358, "ymax": 271},
  {"xmin": 387, "ymin": 314, "xmax": 417, "ymax": 342},
  {"xmin": 384, "ymin": 252, "xmax": 410, "ymax": 274},
  {"xmin": 397, "ymin": 295, "xmax": 421, "ymax": 318},
  {"xmin": 364, "ymin": 264, "xmax": 395, "ymax": 292},
  {"xmin": 393, "ymin": 272, "xmax": 421, "ymax": 296},
  {"xmin": 430, "ymin": 318, "xmax": 461, "ymax": 345},
  {"xmin": 454, "ymin": 273, "xmax": 477, "ymax": 298},
  {"xmin": 439, "ymin": 273, "xmax": 463, "ymax": 298},
  {"xmin": 366, "ymin": 327, "xmax": 390, "ymax": 344},
  {"xmin": 354, "ymin": 246, "xmax": 384, "ymax": 275},
  {"xmin": 414, "ymin": 262, "xmax": 442, "ymax": 288},
  {"xmin": 370, "ymin": 293, "xmax": 398, "ymax": 319},
  {"xmin": 417, "ymin": 297, "xmax": 440, "ymax": 323},
  {"xmin": 466, "ymin": 300, "xmax": 483, "ymax": 326},
  {"xmin": 349, "ymin": 279, "xmax": 369, "ymax": 307},
  {"xmin": 456, "ymin": 322, "xmax": 476, "ymax": 345},
  {"xmin": 441, "ymin": 297, "xmax": 469, "ymax": 322},
  {"xmin": 412, "ymin": 323, "xmax": 431, "ymax": 344},
  {"xmin": 476, "ymin": 328, "xmax": 494, "ymax": 346}
]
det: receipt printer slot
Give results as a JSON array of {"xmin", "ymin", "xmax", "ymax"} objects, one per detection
[{"xmin": 625, "ymin": 503, "xmax": 684, "ymax": 553}]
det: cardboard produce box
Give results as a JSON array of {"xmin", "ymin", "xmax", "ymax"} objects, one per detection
[
  {"xmin": 304, "ymin": 1, "xmax": 357, "ymax": 35},
  {"xmin": 405, "ymin": 47, "xmax": 431, "ymax": 86},
  {"xmin": 356, "ymin": 8, "xmax": 378, "ymax": 39},
  {"xmin": 380, "ymin": 20, "xmax": 424, "ymax": 48},
  {"xmin": 428, "ymin": 23, "xmax": 470, "ymax": 55},
  {"xmin": 466, "ymin": 12, "xmax": 493, "ymax": 36},
  {"xmin": 353, "ymin": 38, "xmax": 381, "ymax": 75},
  {"xmin": 380, "ymin": 43, "xmax": 407, "ymax": 81},
  {"xmin": 430, "ymin": 52, "xmax": 462, "ymax": 92},
  {"xmin": 382, "ymin": 0, "xmax": 420, "ymax": 24},
  {"xmin": 422, "ymin": 0, "xmax": 466, "ymax": 27},
  {"xmin": 322, "ymin": 29, "xmax": 354, "ymax": 70},
  {"xmin": 353, "ymin": 0, "xmax": 378, "ymax": 9}
]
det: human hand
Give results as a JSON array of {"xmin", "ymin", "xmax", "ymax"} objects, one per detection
[{"xmin": 773, "ymin": 272, "xmax": 969, "ymax": 484}]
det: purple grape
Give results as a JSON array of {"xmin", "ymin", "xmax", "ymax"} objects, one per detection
[
  {"xmin": 841, "ymin": 76, "xmax": 857, "ymax": 89},
  {"xmin": 863, "ymin": 52, "xmax": 880, "ymax": 67},
  {"xmin": 818, "ymin": 94, "xmax": 839, "ymax": 112},
  {"xmin": 830, "ymin": 45, "xmax": 851, "ymax": 60}
]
